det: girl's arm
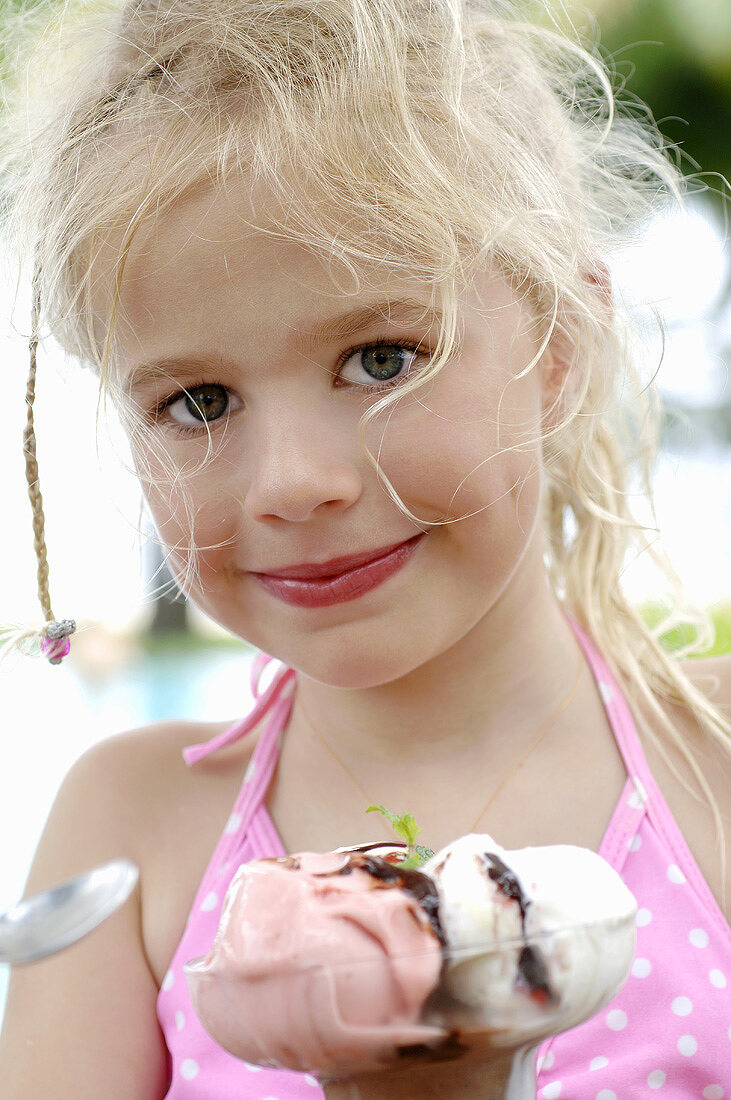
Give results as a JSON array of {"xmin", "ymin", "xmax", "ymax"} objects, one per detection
[{"xmin": 0, "ymin": 733, "xmax": 170, "ymax": 1099}]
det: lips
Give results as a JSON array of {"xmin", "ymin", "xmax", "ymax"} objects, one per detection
[
  {"xmin": 251, "ymin": 534, "xmax": 426, "ymax": 608},
  {"xmin": 254, "ymin": 535, "xmax": 424, "ymax": 580}
]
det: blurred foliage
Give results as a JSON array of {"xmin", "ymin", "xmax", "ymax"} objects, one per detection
[
  {"xmin": 638, "ymin": 599, "xmax": 731, "ymax": 657},
  {"xmin": 549, "ymin": 0, "xmax": 731, "ymax": 454},
  {"xmin": 544, "ymin": 0, "xmax": 731, "ymax": 220}
]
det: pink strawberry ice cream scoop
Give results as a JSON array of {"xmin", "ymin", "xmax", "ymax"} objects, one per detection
[{"xmin": 185, "ymin": 844, "xmax": 448, "ymax": 1073}]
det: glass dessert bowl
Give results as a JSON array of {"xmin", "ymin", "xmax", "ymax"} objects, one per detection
[{"xmin": 184, "ymin": 835, "xmax": 637, "ymax": 1099}]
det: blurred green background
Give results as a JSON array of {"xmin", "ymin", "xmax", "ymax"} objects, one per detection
[
  {"xmin": 548, "ymin": 0, "xmax": 731, "ymax": 217},
  {"xmin": 544, "ymin": 0, "xmax": 731, "ymax": 655}
]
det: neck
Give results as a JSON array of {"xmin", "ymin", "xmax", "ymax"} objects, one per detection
[{"xmin": 289, "ymin": 544, "xmax": 586, "ymax": 787}]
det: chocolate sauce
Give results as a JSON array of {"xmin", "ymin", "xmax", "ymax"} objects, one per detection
[
  {"xmin": 396, "ymin": 1031, "xmax": 468, "ymax": 1063},
  {"xmin": 346, "ymin": 854, "xmax": 447, "ymax": 948},
  {"xmin": 481, "ymin": 851, "xmax": 556, "ymax": 1004},
  {"xmin": 481, "ymin": 852, "xmax": 530, "ymax": 922},
  {"xmin": 278, "ymin": 844, "xmax": 556, "ymax": 1007},
  {"xmin": 338, "ymin": 842, "xmax": 408, "ymax": 856},
  {"xmin": 277, "ymin": 845, "xmax": 445, "ymax": 947},
  {"xmin": 517, "ymin": 945, "xmax": 554, "ymax": 1002}
]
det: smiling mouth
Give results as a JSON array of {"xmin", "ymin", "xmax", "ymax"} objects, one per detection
[
  {"xmin": 254, "ymin": 535, "xmax": 425, "ymax": 581},
  {"xmin": 251, "ymin": 534, "xmax": 427, "ymax": 607}
]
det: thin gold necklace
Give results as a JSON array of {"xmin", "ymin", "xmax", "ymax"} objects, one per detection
[{"xmin": 296, "ymin": 653, "xmax": 583, "ymax": 842}]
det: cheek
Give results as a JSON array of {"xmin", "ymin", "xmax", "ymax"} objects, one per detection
[
  {"xmin": 137, "ymin": 453, "xmax": 241, "ymax": 573},
  {"xmin": 363, "ymin": 367, "xmax": 541, "ymax": 519}
]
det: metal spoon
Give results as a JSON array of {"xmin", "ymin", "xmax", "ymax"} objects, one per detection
[{"xmin": 0, "ymin": 859, "xmax": 139, "ymax": 966}]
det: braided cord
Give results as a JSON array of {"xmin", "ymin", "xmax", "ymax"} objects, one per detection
[{"xmin": 23, "ymin": 271, "xmax": 54, "ymax": 624}]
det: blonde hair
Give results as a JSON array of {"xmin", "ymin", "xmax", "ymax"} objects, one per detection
[{"xmin": 2, "ymin": 0, "xmax": 729, "ymax": 877}]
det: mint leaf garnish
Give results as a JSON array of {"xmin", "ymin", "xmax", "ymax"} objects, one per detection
[
  {"xmin": 366, "ymin": 805, "xmax": 434, "ymax": 868},
  {"xmin": 366, "ymin": 804, "xmax": 401, "ymax": 831}
]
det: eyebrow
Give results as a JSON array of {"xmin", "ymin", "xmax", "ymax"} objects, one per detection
[
  {"xmin": 297, "ymin": 297, "xmax": 441, "ymax": 353},
  {"xmin": 126, "ymin": 296, "xmax": 441, "ymax": 395}
]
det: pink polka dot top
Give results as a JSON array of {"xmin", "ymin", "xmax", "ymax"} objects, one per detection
[{"xmin": 156, "ymin": 608, "xmax": 731, "ymax": 1097}]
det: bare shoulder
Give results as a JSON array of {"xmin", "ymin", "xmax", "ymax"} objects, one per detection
[
  {"xmin": 16, "ymin": 710, "xmax": 262, "ymax": 905},
  {"xmin": 39, "ymin": 720, "xmax": 199, "ymax": 847},
  {"xmin": 638, "ymin": 653, "xmax": 731, "ymax": 922},
  {"xmin": 80, "ymin": 711, "xmax": 265, "ymax": 826},
  {"xmin": 54, "ymin": 711, "xmax": 269, "ymax": 986}
]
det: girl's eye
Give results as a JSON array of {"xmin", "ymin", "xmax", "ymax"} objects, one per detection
[
  {"xmin": 336, "ymin": 339, "xmax": 425, "ymax": 392},
  {"xmin": 153, "ymin": 339, "xmax": 428, "ymax": 436},
  {"xmin": 158, "ymin": 383, "xmax": 238, "ymax": 434}
]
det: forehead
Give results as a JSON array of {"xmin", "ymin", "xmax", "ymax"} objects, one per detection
[{"xmin": 95, "ymin": 174, "xmax": 527, "ymax": 377}]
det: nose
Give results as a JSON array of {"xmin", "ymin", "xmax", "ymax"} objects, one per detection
[{"xmin": 243, "ymin": 406, "xmax": 364, "ymax": 523}]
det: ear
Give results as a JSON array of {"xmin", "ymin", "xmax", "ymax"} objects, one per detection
[{"xmin": 540, "ymin": 260, "xmax": 614, "ymax": 430}]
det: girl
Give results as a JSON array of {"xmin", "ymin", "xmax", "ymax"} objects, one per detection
[{"xmin": 1, "ymin": 0, "xmax": 729, "ymax": 1096}]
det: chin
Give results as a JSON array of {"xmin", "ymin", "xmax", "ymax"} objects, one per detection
[
  {"xmin": 291, "ymin": 649, "xmax": 413, "ymax": 691},
  {"xmin": 269, "ymin": 634, "xmax": 433, "ymax": 690}
]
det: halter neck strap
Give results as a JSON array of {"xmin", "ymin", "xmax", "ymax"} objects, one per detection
[{"xmin": 182, "ymin": 654, "xmax": 296, "ymax": 765}]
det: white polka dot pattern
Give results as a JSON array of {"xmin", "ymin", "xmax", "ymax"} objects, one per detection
[
  {"xmin": 702, "ymin": 1087, "xmax": 725, "ymax": 1099},
  {"xmin": 224, "ymin": 811, "xmax": 242, "ymax": 835},
  {"xmin": 605, "ymin": 1009, "xmax": 627, "ymax": 1031},
  {"xmin": 632, "ymin": 776, "xmax": 648, "ymax": 803},
  {"xmin": 541, "ymin": 1050, "xmax": 555, "ymax": 1071},
  {"xmin": 631, "ymin": 957, "xmax": 651, "ymax": 978},
  {"xmin": 690, "ymin": 928, "xmax": 709, "ymax": 948},
  {"xmin": 709, "ymin": 969, "xmax": 727, "ymax": 988},
  {"xmin": 666, "ymin": 863, "xmax": 686, "ymax": 884},
  {"xmin": 542, "ymin": 1082, "xmax": 562, "ymax": 1099},
  {"xmin": 596, "ymin": 1091, "xmax": 617, "ymax": 1100},
  {"xmin": 589, "ymin": 1056, "xmax": 609, "ymax": 1071},
  {"xmin": 647, "ymin": 1070, "xmax": 666, "ymax": 1089},
  {"xmin": 671, "ymin": 995, "xmax": 692, "ymax": 1016},
  {"xmin": 180, "ymin": 1059, "xmax": 199, "ymax": 1080},
  {"xmin": 627, "ymin": 789, "xmax": 644, "ymax": 810},
  {"xmin": 677, "ymin": 1034, "xmax": 698, "ymax": 1057}
]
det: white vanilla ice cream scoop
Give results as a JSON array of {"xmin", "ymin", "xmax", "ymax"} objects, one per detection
[{"xmin": 422, "ymin": 833, "xmax": 637, "ymax": 1046}]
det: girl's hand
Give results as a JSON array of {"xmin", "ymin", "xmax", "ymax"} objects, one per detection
[{"xmin": 0, "ymin": 733, "xmax": 169, "ymax": 1099}]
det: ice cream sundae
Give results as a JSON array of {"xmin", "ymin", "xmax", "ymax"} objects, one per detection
[{"xmin": 185, "ymin": 807, "xmax": 637, "ymax": 1095}]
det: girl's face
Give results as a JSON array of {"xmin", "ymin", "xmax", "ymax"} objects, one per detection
[{"xmin": 110, "ymin": 179, "xmax": 560, "ymax": 688}]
